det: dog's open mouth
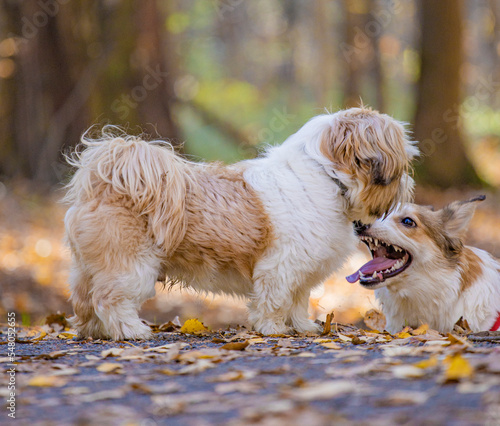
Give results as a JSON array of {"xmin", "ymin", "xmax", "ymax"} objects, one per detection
[{"xmin": 346, "ymin": 235, "xmax": 412, "ymax": 287}]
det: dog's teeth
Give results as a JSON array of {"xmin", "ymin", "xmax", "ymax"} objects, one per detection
[
  {"xmin": 372, "ymin": 272, "xmax": 377, "ymax": 278},
  {"xmin": 374, "ymin": 238, "xmax": 378, "ymax": 246}
]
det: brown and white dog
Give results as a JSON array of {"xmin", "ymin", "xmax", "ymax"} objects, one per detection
[
  {"xmin": 347, "ymin": 196, "xmax": 500, "ymax": 333},
  {"xmin": 64, "ymin": 107, "xmax": 418, "ymax": 340}
]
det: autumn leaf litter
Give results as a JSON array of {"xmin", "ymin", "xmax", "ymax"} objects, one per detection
[{"xmin": 1, "ymin": 313, "xmax": 499, "ymax": 424}]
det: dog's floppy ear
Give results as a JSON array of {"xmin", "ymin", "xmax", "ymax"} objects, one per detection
[
  {"xmin": 441, "ymin": 195, "xmax": 485, "ymax": 240},
  {"xmin": 369, "ymin": 156, "xmax": 397, "ymax": 186}
]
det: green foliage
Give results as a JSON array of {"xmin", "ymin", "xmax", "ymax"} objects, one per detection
[
  {"xmin": 22, "ymin": 313, "xmax": 31, "ymax": 327},
  {"xmin": 178, "ymin": 107, "xmax": 243, "ymax": 163},
  {"xmin": 463, "ymin": 106, "xmax": 500, "ymax": 138}
]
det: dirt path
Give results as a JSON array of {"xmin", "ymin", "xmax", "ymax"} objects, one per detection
[{"xmin": 2, "ymin": 322, "xmax": 500, "ymax": 426}]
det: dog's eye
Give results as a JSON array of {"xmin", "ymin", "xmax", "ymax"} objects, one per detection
[{"xmin": 401, "ymin": 217, "xmax": 416, "ymax": 228}]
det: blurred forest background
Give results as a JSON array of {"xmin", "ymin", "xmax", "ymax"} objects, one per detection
[{"xmin": 1, "ymin": 0, "xmax": 500, "ymax": 329}]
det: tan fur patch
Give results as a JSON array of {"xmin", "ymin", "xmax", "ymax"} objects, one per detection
[
  {"xmin": 319, "ymin": 107, "xmax": 415, "ymax": 219},
  {"xmin": 415, "ymin": 209, "xmax": 462, "ymax": 261},
  {"xmin": 164, "ymin": 165, "xmax": 274, "ymax": 281},
  {"xmin": 459, "ymin": 248, "xmax": 482, "ymax": 292}
]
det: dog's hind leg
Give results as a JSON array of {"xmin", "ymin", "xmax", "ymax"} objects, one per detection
[
  {"xmin": 91, "ymin": 257, "xmax": 159, "ymax": 340},
  {"xmin": 66, "ymin": 203, "xmax": 161, "ymax": 340},
  {"xmin": 68, "ymin": 263, "xmax": 106, "ymax": 339}
]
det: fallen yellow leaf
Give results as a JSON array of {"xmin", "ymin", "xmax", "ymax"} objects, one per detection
[
  {"xmin": 221, "ymin": 341, "xmax": 249, "ymax": 351},
  {"xmin": 180, "ymin": 318, "xmax": 207, "ymax": 335},
  {"xmin": 313, "ymin": 338, "xmax": 332, "ymax": 343},
  {"xmin": 320, "ymin": 342, "xmax": 342, "ymax": 350},
  {"xmin": 411, "ymin": 324, "xmax": 429, "ymax": 336},
  {"xmin": 336, "ymin": 333, "xmax": 352, "ymax": 342},
  {"xmin": 96, "ymin": 362, "xmax": 123, "ymax": 373},
  {"xmin": 446, "ymin": 333, "xmax": 471, "ymax": 347},
  {"xmin": 23, "ymin": 328, "xmax": 47, "ymax": 342},
  {"xmin": 178, "ymin": 359, "xmax": 215, "ymax": 374},
  {"xmin": 58, "ymin": 332, "xmax": 77, "ymax": 339},
  {"xmin": 413, "ymin": 356, "xmax": 438, "ymax": 369},
  {"xmin": 28, "ymin": 375, "xmax": 67, "ymax": 387},
  {"xmin": 443, "ymin": 354, "xmax": 474, "ymax": 382},
  {"xmin": 157, "ymin": 368, "xmax": 177, "ymax": 375},
  {"xmin": 101, "ymin": 348, "xmax": 124, "ymax": 358},
  {"xmin": 207, "ymin": 370, "xmax": 256, "ymax": 382}
]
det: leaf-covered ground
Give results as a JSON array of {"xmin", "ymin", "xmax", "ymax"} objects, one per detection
[{"xmin": 2, "ymin": 318, "xmax": 499, "ymax": 426}]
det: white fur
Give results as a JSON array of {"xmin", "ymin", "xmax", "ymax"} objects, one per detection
[{"xmin": 243, "ymin": 137, "xmax": 358, "ymax": 333}]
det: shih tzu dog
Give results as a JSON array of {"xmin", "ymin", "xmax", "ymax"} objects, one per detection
[
  {"xmin": 64, "ymin": 107, "xmax": 418, "ymax": 340},
  {"xmin": 347, "ymin": 196, "xmax": 500, "ymax": 333}
]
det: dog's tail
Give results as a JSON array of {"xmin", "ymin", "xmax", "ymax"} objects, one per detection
[{"xmin": 64, "ymin": 127, "xmax": 193, "ymax": 254}]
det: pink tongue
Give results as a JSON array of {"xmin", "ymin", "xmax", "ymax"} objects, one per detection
[{"xmin": 346, "ymin": 257, "xmax": 398, "ymax": 283}]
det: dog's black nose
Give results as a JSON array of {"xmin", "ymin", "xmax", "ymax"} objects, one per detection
[{"xmin": 353, "ymin": 221, "xmax": 370, "ymax": 235}]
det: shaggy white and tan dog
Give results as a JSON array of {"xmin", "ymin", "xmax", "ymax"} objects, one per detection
[
  {"xmin": 347, "ymin": 197, "xmax": 500, "ymax": 333},
  {"xmin": 64, "ymin": 107, "xmax": 418, "ymax": 340}
]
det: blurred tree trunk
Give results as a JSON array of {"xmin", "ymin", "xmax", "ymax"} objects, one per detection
[
  {"xmin": 414, "ymin": 0, "xmax": 480, "ymax": 187},
  {"xmin": 489, "ymin": 0, "xmax": 500, "ymax": 108},
  {"xmin": 0, "ymin": 0, "xmax": 180, "ymax": 185},
  {"xmin": 342, "ymin": 0, "xmax": 363, "ymax": 108},
  {"xmin": 0, "ymin": 1, "xmax": 90, "ymax": 182},
  {"xmin": 369, "ymin": 0, "xmax": 385, "ymax": 112},
  {"xmin": 134, "ymin": 0, "xmax": 179, "ymax": 141},
  {"xmin": 312, "ymin": 0, "xmax": 331, "ymax": 107},
  {"xmin": 341, "ymin": 0, "xmax": 384, "ymax": 111}
]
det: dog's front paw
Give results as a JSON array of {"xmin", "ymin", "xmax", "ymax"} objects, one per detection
[
  {"xmin": 293, "ymin": 318, "xmax": 322, "ymax": 334},
  {"xmin": 115, "ymin": 320, "xmax": 153, "ymax": 341},
  {"xmin": 253, "ymin": 319, "xmax": 291, "ymax": 335}
]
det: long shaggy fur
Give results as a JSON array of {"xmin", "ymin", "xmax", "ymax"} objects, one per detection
[{"xmin": 65, "ymin": 107, "xmax": 418, "ymax": 340}]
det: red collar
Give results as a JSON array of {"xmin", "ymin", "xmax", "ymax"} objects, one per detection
[{"xmin": 490, "ymin": 312, "xmax": 500, "ymax": 331}]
